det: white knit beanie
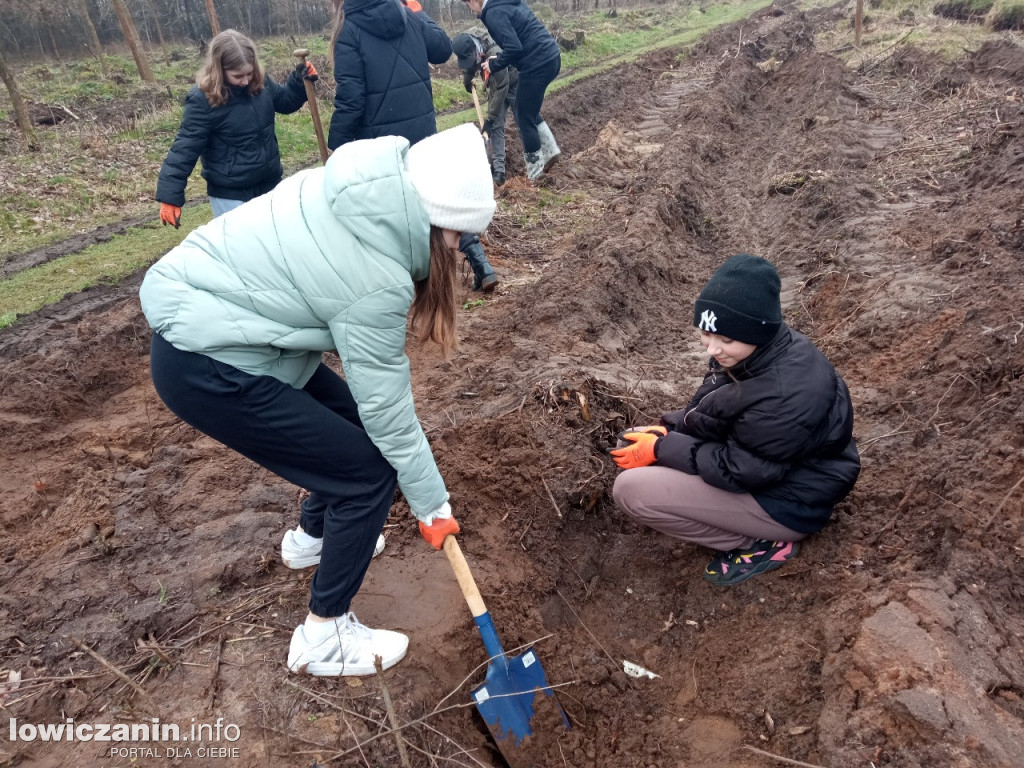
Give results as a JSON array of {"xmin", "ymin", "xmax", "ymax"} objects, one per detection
[{"xmin": 405, "ymin": 123, "xmax": 496, "ymax": 234}]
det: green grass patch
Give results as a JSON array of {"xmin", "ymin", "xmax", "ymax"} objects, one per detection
[
  {"xmin": 433, "ymin": 78, "xmax": 472, "ymax": 113},
  {"xmin": 986, "ymin": 0, "xmax": 1024, "ymax": 28},
  {"xmin": 0, "ymin": 209, "xmax": 212, "ymax": 330},
  {"xmin": 815, "ymin": 0, "xmax": 1017, "ymax": 64}
]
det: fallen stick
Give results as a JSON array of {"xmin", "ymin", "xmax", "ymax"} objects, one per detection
[
  {"xmin": 207, "ymin": 634, "xmax": 224, "ymax": 711},
  {"xmin": 541, "ymin": 477, "xmax": 563, "ymax": 518},
  {"xmin": 324, "ymin": 681, "xmax": 576, "ymax": 763},
  {"xmin": 375, "ymin": 656, "xmax": 411, "ymax": 768},
  {"xmin": 743, "ymin": 744, "xmax": 827, "ymax": 768},
  {"xmin": 982, "ymin": 470, "xmax": 1024, "ymax": 532},
  {"xmin": 140, "ymin": 633, "xmax": 175, "ymax": 667},
  {"xmin": 71, "ymin": 636, "xmax": 151, "ymax": 701},
  {"xmin": 555, "ymin": 589, "xmax": 617, "ymax": 668}
]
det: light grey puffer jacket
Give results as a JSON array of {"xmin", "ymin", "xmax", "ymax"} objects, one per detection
[{"xmin": 140, "ymin": 136, "xmax": 447, "ymax": 517}]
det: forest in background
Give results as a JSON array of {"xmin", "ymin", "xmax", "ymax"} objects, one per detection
[{"xmin": 0, "ymin": 0, "xmax": 665, "ymax": 60}]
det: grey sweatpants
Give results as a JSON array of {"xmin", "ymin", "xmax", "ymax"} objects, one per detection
[{"xmin": 612, "ymin": 466, "xmax": 805, "ymax": 553}]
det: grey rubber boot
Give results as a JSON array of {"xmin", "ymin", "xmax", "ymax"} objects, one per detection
[
  {"xmin": 538, "ymin": 121, "xmax": 561, "ymax": 172},
  {"xmin": 462, "ymin": 238, "xmax": 498, "ymax": 292},
  {"xmin": 524, "ymin": 150, "xmax": 545, "ymax": 181}
]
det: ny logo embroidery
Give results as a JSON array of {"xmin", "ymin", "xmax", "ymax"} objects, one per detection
[{"xmin": 698, "ymin": 309, "xmax": 717, "ymax": 333}]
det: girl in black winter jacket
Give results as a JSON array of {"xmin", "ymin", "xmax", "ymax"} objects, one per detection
[
  {"xmin": 611, "ymin": 254, "xmax": 861, "ymax": 586},
  {"xmin": 327, "ymin": 0, "xmax": 452, "ymax": 150},
  {"xmin": 155, "ymin": 29, "xmax": 311, "ymax": 227}
]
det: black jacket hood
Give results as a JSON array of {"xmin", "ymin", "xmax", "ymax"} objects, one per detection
[{"xmin": 344, "ymin": 0, "xmax": 406, "ymax": 38}]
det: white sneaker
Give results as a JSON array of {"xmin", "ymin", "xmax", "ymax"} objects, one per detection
[
  {"xmin": 281, "ymin": 529, "xmax": 385, "ymax": 569},
  {"xmin": 287, "ymin": 612, "xmax": 409, "ymax": 677}
]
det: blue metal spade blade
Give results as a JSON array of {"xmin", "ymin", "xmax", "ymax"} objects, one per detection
[
  {"xmin": 470, "ymin": 612, "xmax": 569, "ymax": 749},
  {"xmin": 442, "ymin": 536, "xmax": 569, "ymax": 767}
]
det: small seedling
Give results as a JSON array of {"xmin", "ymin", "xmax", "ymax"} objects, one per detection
[{"xmin": 463, "ymin": 298, "xmax": 486, "ymax": 310}]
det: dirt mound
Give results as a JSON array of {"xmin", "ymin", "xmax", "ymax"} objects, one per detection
[{"xmin": 2, "ymin": 6, "xmax": 1023, "ymax": 768}]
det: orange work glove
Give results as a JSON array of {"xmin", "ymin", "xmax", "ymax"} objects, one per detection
[
  {"xmin": 301, "ymin": 61, "xmax": 318, "ymax": 81},
  {"xmin": 159, "ymin": 203, "xmax": 181, "ymax": 229},
  {"xmin": 609, "ymin": 430, "xmax": 662, "ymax": 470},
  {"xmin": 617, "ymin": 425, "xmax": 668, "ymax": 440},
  {"xmin": 419, "ymin": 514, "xmax": 460, "ymax": 550}
]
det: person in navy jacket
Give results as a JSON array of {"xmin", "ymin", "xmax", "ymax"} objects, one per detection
[
  {"xmin": 156, "ymin": 29, "xmax": 311, "ymax": 226},
  {"xmin": 328, "ymin": 0, "xmax": 499, "ymax": 293},
  {"xmin": 611, "ymin": 255, "xmax": 861, "ymax": 586},
  {"xmin": 327, "ymin": 0, "xmax": 452, "ymax": 149},
  {"xmin": 463, "ymin": 0, "xmax": 561, "ymax": 180}
]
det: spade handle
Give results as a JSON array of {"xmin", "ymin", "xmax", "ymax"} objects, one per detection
[
  {"xmin": 443, "ymin": 536, "xmax": 487, "ymax": 619},
  {"xmin": 293, "ymin": 48, "xmax": 328, "ymax": 164}
]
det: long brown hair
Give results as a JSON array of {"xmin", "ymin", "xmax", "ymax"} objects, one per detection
[
  {"xmin": 411, "ymin": 227, "xmax": 459, "ymax": 357},
  {"xmin": 197, "ymin": 29, "xmax": 265, "ymax": 107},
  {"xmin": 329, "ymin": 0, "xmax": 345, "ymax": 68}
]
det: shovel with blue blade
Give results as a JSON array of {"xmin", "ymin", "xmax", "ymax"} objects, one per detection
[{"xmin": 442, "ymin": 535, "xmax": 569, "ymax": 767}]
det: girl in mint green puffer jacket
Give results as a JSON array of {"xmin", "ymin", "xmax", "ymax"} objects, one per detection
[{"xmin": 140, "ymin": 123, "xmax": 495, "ymax": 678}]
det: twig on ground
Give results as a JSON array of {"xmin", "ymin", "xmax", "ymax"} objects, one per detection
[
  {"xmin": 140, "ymin": 633, "xmax": 175, "ymax": 668},
  {"xmin": 691, "ymin": 658, "xmax": 699, "ymax": 700},
  {"xmin": 257, "ymin": 723, "xmax": 337, "ymax": 752},
  {"xmin": 339, "ymin": 700, "xmax": 372, "ymax": 768},
  {"xmin": 981, "ymin": 471, "xmax": 1024, "ymax": 532},
  {"xmin": 927, "ymin": 491, "xmax": 980, "ymax": 522},
  {"xmin": 70, "ymin": 636, "xmax": 151, "ymax": 702},
  {"xmin": 375, "ymin": 656, "xmax": 411, "ymax": 768},
  {"xmin": 555, "ymin": 589, "xmax": 617, "ymax": 668},
  {"xmin": 562, "ymin": 557, "xmax": 592, "ymax": 600},
  {"xmin": 167, "ymin": 600, "xmax": 274, "ymax": 650},
  {"xmin": 207, "ymin": 635, "xmax": 223, "ymax": 711},
  {"xmin": 857, "ymin": 417, "xmax": 912, "ymax": 452},
  {"xmin": 327, "ymin": 682, "xmax": 575, "ymax": 763},
  {"xmin": 859, "ymin": 30, "xmax": 913, "ymax": 72},
  {"xmin": 743, "ymin": 744, "xmax": 826, "ymax": 768},
  {"xmin": 519, "ymin": 518, "xmax": 534, "ymax": 550},
  {"xmin": 405, "ymin": 736, "xmax": 483, "ymax": 767},
  {"xmin": 541, "ymin": 477, "xmax": 563, "ymax": 518}
]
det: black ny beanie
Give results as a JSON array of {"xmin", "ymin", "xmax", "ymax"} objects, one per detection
[{"xmin": 692, "ymin": 254, "xmax": 783, "ymax": 345}]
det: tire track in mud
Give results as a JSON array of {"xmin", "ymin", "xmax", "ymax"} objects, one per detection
[
  {"xmin": 0, "ymin": 214, "xmax": 157, "ymax": 279},
  {"xmin": 634, "ymin": 66, "xmax": 716, "ymax": 139}
]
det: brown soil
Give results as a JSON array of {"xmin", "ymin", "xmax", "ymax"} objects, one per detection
[{"xmin": 3, "ymin": 4, "xmax": 1024, "ymax": 767}]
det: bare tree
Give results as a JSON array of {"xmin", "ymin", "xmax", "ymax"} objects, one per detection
[
  {"xmin": 110, "ymin": 0, "xmax": 156, "ymax": 83},
  {"xmin": 141, "ymin": 0, "xmax": 170, "ymax": 67},
  {"xmin": 0, "ymin": 48, "xmax": 38, "ymax": 149},
  {"xmin": 76, "ymin": 0, "xmax": 108, "ymax": 75},
  {"xmin": 39, "ymin": 6, "xmax": 64, "ymax": 65},
  {"xmin": 205, "ymin": 0, "xmax": 221, "ymax": 36}
]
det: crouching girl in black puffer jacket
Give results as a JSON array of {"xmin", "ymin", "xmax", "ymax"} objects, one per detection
[{"xmin": 611, "ymin": 254, "xmax": 861, "ymax": 586}]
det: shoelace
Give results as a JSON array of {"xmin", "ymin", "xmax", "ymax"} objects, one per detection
[{"xmin": 339, "ymin": 612, "xmax": 374, "ymax": 643}]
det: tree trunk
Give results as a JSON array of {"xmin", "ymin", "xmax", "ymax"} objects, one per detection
[
  {"xmin": 0, "ymin": 50, "xmax": 39, "ymax": 150},
  {"xmin": 144, "ymin": 0, "xmax": 171, "ymax": 67},
  {"xmin": 205, "ymin": 0, "xmax": 221, "ymax": 36},
  {"xmin": 110, "ymin": 0, "xmax": 156, "ymax": 83},
  {"xmin": 77, "ymin": 0, "xmax": 108, "ymax": 76},
  {"xmin": 43, "ymin": 12, "xmax": 64, "ymax": 65}
]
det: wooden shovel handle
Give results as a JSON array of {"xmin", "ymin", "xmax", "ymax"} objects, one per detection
[
  {"xmin": 293, "ymin": 48, "xmax": 328, "ymax": 164},
  {"xmin": 471, "ymin": 84, "xmax": 485, "ymax": 129},
  {"xmin": 443, "ymin": 536, "xmax": 488, "ymax": 619}
]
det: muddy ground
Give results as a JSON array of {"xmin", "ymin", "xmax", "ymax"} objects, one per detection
[{"xmin": 2, "ymin": 3, "xmax": 1024, "ymax": 767}]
